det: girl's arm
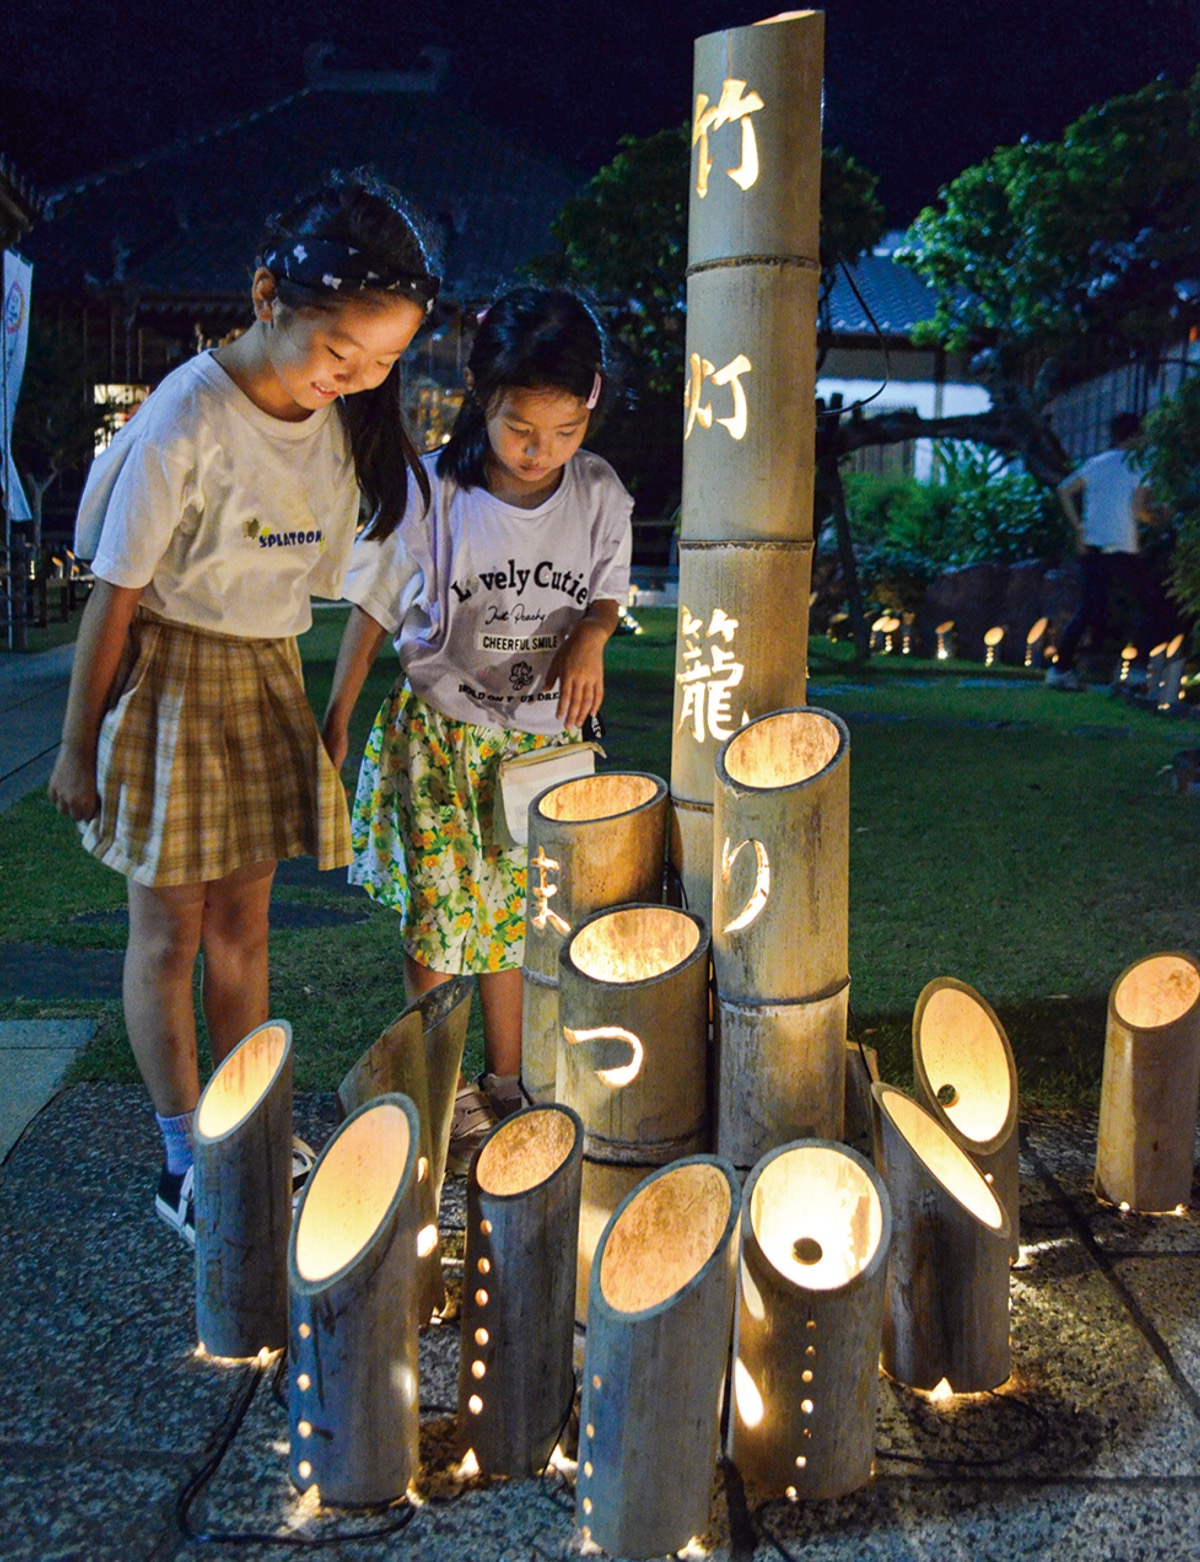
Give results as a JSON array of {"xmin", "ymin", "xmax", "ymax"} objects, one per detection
[
  {"xmin": 322, "ymin": 605, "xmax": 390, "ymax": 773},
  {"xmin": 48, "ymin": 580, "xmax": 144, "ymax": 821},
  {"xmin": 547, "ymin": 597, "xmax": 619, "ymax": 729}
]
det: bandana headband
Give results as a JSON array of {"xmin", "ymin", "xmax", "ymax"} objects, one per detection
[{"xmin": 262, "ymin": 240, "xmax": 442, "ymax": 314}]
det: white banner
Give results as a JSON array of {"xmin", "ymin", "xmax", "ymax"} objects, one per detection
[{"xmin": 2, "ymin": 250, "xmax": 33, "ymax": 523}]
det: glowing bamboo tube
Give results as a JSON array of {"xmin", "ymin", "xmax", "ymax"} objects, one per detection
[
  {"xmin": 912, "ymin": 977, "xmax": 1020, "ymax": 1260},
  {"xmin": 983, "ymin": 626, "xmax": 1004, "ymax": 666},
  {"xmin": 730, "ymin": 1141, "xmax": 891, "ymax": 1499},
  {"xmin": 458, "ymin": 1105, "xmax": 583, "ymax": 1477},
  {"xmin": 289, "ymin": 1094, "xmax": 421, "ymax": 1506},
  {"xmin": 1024, "ymin": 617, "xmax": 1049, "ymax": 668},
  {"xmin": 558, "ymin": 904, "xmax": 711, "ymax": 1321},
  {"xmin": 873, "ymin": 1083, "xmax": 1011, "ymax": 1392},
  {"xmin": 671, "ymin": 10, "xmax": 824, "ymax": 921},
  {"xmin": 1158, "ymin": 634, "xmax": 1187, "ymax": 710},
  {"xmin": 194, "ymin": 1020, "xmax": 292, "ymax": 1358},
  {"xmin": 336, "ymin": 978, "xmax": 473, "ymax": 1322},
  {"xmin": 578, "ymin": 1157, "xmax": 740, "ymax": 1558},
  {"xmin": 522, "ymin": 772, "xmax": 668, "ymax": 1103},
  {"xmin": 1145, "ymin": 641, "xmax": 1168, "ymax": 701},
  {"xmin": 713, "ymin": 708, "xmax": 850, "ymax": 1165},
  {"xmin": 1095, "ymin": 952, "xmax": 1200, "ymax": 1213}
]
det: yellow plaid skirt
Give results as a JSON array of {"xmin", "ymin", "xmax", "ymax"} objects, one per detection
[{"xmin": 82, "ymin": 611, "xmax": 351, "ymax": 887}]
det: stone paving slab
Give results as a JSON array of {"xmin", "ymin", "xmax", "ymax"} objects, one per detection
[{"xmin": 0, "ymin": 1018, "xmax": 95, "ymax": 1160}]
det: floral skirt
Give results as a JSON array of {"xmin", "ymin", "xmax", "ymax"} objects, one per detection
[{"xmin": 349, "ymin": 683, "xmax": 574, "ymax": 973}]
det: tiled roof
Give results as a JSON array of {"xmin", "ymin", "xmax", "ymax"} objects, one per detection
[
  {"xmin": 29, "ymin": 83, "xmax": 585, "ymax": 303},
  {"xmin": 824, "ymin": 249, "xmax": 940, "ymax": 339}
]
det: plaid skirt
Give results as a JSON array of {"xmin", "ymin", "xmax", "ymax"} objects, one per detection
[
  {"xmin": 82, "ymin": 611, "xmax": 351, "ymax": 887},
  {"xmin": 349, "ymin": 683, "xmax": 573, "ymax": 974}
]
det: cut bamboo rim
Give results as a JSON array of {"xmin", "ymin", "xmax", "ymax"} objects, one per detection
[
  {"xmin": 289, "ymin": 1094, "xmax": 421, "ymax": 1507},
  {"xmin": 521, "ymin": 773, "xmax": 668, "ymax": 1103},
  {"xmin": 459, "ymin": 1105, "xmax": 584, "ymax": 1477},
  {"xmin": 873, "ymin": 1083, "xmax": 1011, "ymax": 1393},
  {"xmin": 731, "ymin": 1140, "xmax": 892, "ymax": 1499},
  {"xmin": 912, "ymin": 977, "xmax": 1020, "ymax": 1258},
  {"xmin": 1096, "ymin": 951, "xmax": 1200, "ymax": 1213},
  {"xmin": 194, "ymin": 1020, "xmax": 292, "ymax": 1359},
  {"xmin": 578, "ymin": 1157, "xmax": 740, "ymax": 1558}
]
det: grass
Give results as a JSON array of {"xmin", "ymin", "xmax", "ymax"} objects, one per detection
[{"xmin": 3, "ymin": 602, "xmax": 1196, "ymax": 1109}]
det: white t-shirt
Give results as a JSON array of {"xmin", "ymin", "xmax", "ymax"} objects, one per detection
[
  {"xmin": 344, "ymin": 449, "xmax": 633, "ymax": 733},
  {"xmin": 1065, "ymin": 448, "xmax": 1143, "ymax": 553},
  {"xmin": 76, "ymin": 352, "xmax": 359, "ymax": 638}
]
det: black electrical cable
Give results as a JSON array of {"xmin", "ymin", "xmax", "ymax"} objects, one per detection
[
  {"xmin": 816, "ymin": 257, "xmax": 893, "ymax": 419},
  {"xmin": 536, "ymin": 1372, "xmax": 580, "ymax": 1515}
]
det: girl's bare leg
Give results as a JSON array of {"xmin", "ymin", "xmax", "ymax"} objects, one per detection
[
  {"xmin": 200, "ymin": 859, "xmax": 277, "ymax": 1067},
  {"xmin": 124, "ymin": 879, "xmax": 207, "ymax": 1116},
  {"xmin": 477, "ymin": 967, "xmax": 523, "ymax": 1078}
]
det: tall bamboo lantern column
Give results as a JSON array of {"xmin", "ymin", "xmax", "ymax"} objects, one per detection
[
  {"xmin": 670, "ymin": 11, "xmax": 824, "ymax": 920},
  {"xmin": 558, "ymin": 904, "xmax": 710, "ymax": 1322},
  {"xmin": 289, "ymin": 1094, "xmax": 422, "ymax": 1507},
  {"xmin": 458, "ymin": 1105, "xmax": 584, "ymax": 1477},
  {"xmin": 712, "ymin": 708, "xmax": 850, "ymax": 1165},
  {"xmin": 912, "ymin": 977, "xmax": 1020, "ymax": 1259},
  {"xmin": 194, "ymin": 1019, "xmax": 293, "ymax": 1358},
  {"xmin": 1095, "ymin": 952, "xmax": 1200, "ymax": 1213},
  {"xmin": 730, "ymin": 1140, "xmax": 892, "ymax": 1500},
  {"xmin": 522, "ymin": 773, "xmax": 669, "ymax": 1103},
  {"xmin": 873, "ymin": 1084, "xmax": 1012, "ymax": 1393},
  {"xmin": 577, "ymin": 1157, "xmax": 740, "ymax": 1559},
  {"xmin": 336, "ymin": 977, "xmax": 473, "ymax": 1322}
]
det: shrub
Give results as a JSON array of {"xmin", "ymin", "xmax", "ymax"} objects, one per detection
[{"xmin": 1141, "ymin": 375, "xmax": 1200, "ymax": 642}]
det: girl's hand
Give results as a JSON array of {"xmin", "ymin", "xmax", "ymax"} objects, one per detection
[
  {"xmin": 548, "ymin": 607, "xmax": 617, "ymax": 728},
  {"xmin": 321, "ymin": 715, "xmax": 350, "ymax": 776},
  {"xmin": 48, "ymin": 743, "xmax": 100, "ymax": 822}
]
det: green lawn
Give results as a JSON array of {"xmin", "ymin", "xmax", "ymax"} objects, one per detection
[{"xmin": 3, "ymin": 604, "xmax": 1196, "ymax": 1108}]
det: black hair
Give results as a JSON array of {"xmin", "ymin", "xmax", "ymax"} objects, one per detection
[
  {"xmin": 435, "ymin": 285, "xmax": 610, "ymax": 495},
  {"xmin": 1110, "ymin": 411, "xmax": 1142, "ymax": 444},
  {"xmin": 259, "ymin": 168, "xmax": 438, "ymax": 533}
]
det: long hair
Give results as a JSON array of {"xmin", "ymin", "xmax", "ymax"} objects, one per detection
[
  {"xmin": 259, "ymin": 168, "xmax": 438, "ymax": 533},
  {"xmin": 436, "ymin": 286, "xmax": 610, "ymax": 495}
]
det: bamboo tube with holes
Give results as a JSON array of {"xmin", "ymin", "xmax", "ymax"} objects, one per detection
[
  {"xmin": 712, "ymin": 707, "xmax": 851, "ymax": 1165},
  {"xmin": 912, "ymin": 977, "xmax": 1020, "ymax": 1259},
  {"xmin": 873, "ymin": 1084, "xmax": 1011, "ymax": 1392},
  {"xmin": 336, "ymin": 977, "xmax": 473, "ymax": 1321},
  {"xmin": 730, "ymin": 1141, "xmax": 892, "ymax": 1500},
  {"xmin": 194, "ymin": 1020, "xmax": 293, "ymax": 1358},
  {"xmin": 670, "ymin": 11, "xmax": 824, "ymax": 920},
  {"xmin": 558, "ymin": 904, "xmax": 711, "ymax": 1321},
  {"xmin": 577, "ymin": 1157, "xmax": 740, "ymax": 1559},
  {"xmin": 1095, "ymin": 952, "xmax": 1200, "ymax": 1213},
  {"xmin": 458, "ymin": 1105, "xmax": 584, "ymax": 1476},
  {"xmin": 522, "ymin": 773, "xmax": 669, "ymax": 1102},
  {"xmin": 289, "ymin": 1095, "xmax": 421, "ymax": 1506}
]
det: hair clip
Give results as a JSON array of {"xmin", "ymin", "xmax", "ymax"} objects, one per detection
[
  {"xmin": 586, "ymin": 371, "xmax": 603, "ymax": 410},
  {"xmin": 476, "ymin": 306, "xmax": 490, "ymax": 325}
]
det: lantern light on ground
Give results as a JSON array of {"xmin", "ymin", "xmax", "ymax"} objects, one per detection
[
  {"xmin": 1024, "ymin": 617, "xmax": 1049, "ymax": 668},
  {"xmin": 936, "ymin": 620, "xmax": 955, "ymax": 661},
  {"xmin": 1095, "ymin": 951, "xmax": 1200, "ymax": 1213},
  {"xmin": 912, "ymin": 977, "xmax": 1020, "ymax": 1260},
  {"xmin": 873, "ymin": 1083, "xmax": 1012, "ymax": 1392},
  {"xmin": 194, "ymin": 1019, "xmax": 293, "ymax": 1359},
  {"xmin": 984, "ymin": 626, "xmax": 1004, "ymax": 667},
  {"xmin": 578, "ymin": 1157, "xmax": 740, "ymax": 1559},
  {"xmin": 289, "ymin": 1094, "xmax": 421, "ymax": 1507},
  {"xmin": 730, "ymin": 1140, "xmax": 892, "ymax": 1500},
  {"xmin": 458, "ymin": 1104, "xmax": 583, "ymax": 1477}
]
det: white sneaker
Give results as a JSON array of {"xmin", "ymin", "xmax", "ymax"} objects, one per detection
[{"xmin": 1046, "ymin": 665, "xmax": 1082, "ymax": 691}]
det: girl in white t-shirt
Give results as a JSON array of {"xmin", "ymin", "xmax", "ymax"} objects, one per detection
[
  {"xmin": 323, "ymin": 286, "xmax": 632, "ymax": 1168},
  {"xmin": 48, "ymin": 170, "xmax": 441, "ymax": 1244}
]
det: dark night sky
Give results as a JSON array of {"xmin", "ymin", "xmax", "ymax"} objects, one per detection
[{"xmin": 4, "ymin": 0, "xmax": 1199, "ymax": 223}]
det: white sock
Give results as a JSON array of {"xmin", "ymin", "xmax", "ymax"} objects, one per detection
[{"xmin": 156, "ymin": 1110, "xmax": 195, "ymax": 1177}]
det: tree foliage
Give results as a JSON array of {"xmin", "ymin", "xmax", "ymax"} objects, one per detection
[{"xmin": 1140, "ymin": 374, "xmax": 1200, "ymax": 635}]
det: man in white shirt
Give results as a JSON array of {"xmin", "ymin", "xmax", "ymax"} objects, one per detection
[{"xmin": 1047, "ymin": 412, "xmax": 1153, "ymax": 691}]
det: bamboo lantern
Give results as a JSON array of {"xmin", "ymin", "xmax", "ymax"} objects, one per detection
[
  {"xmin": 1095, "ymin": 952, "xmax": 1200, "ymax": 1213},
  {"xmin": 983, "ymin": 626, "xmax": 1004, "ymax": 666},
  {"xmin": 712, "ymin": 708, "xmax": 850, "ymax": 1166},
  {"xmin": 912, "ymin": 977, "xmax": 1020, "ymax": 1259},
  {"xmin": 1024, "ymin": 617, "xmax": 1049, "ymax": 668},
  {"xmin": 843, "ymin": 1041, "xmax": 880, "ymax": 1160},
  {"xmin": 336, "ymin": 977, "xmax": 473, "ymax": 1321},
  {"xmin": 578, "ymin": 1157, "xmax": 740, "ymax": 1559},
  {"xmin": 522, "ymin": 772, "xmax": 668, "ymax": 1103},
  {"xmin": 194, "ymin": 1019, "xmax": 293, "ymax": 1358},
  {"xmin": 730, "ymin": 1140, "xmax": 892, "ymax": 1500},
  {"xmin": 670, "ymin": 10, "xmax": 824, "ymax": 921},
  {"xmin": 1158, "ymin": 634, "xmax": 1187, "ymax": 710},
  {"xmin": 458, "ymin": 1105, "xmax": 583, "ymax": 1477},
  {"xmin": 1145, "ymin": 641, "xmax": 1168, "ymax": 700},
  {"xmin": 289, "ymin": 1094, "xmax": 421, "ymax": 1507},
  {"xmin": 935, "ymin": 620, "xmax": 956, "ymax": 661},
  {"xmin": 1118, "ymin": 643, "xmax": 1138, "ymax": 683},
  {"xmin": 873, "ymin": 1083, "xmax": 1011, "ymax": 1392},
  {"xmin": 559, "ymin": 904, "xmax": 711, "ymax": 1321}
]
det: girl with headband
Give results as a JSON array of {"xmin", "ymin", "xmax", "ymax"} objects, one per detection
[
  {"xmin": 323, "ymin": 284, "xmax": 632, "ymax": 1170},
  {"xmin": 49, "ymin": 168, "xmax": 439, "ymax": 1245}
]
